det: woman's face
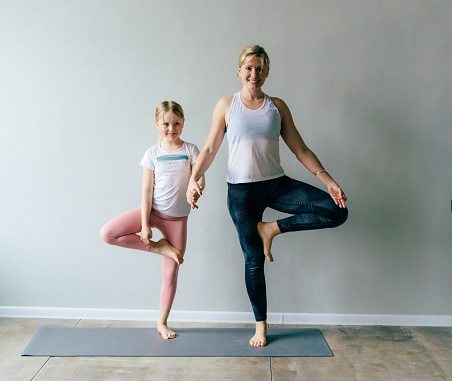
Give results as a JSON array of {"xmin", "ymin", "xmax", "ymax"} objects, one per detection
[{"xmin": 238, "ymin": 56, "xmax": 268, "ymax": 91}]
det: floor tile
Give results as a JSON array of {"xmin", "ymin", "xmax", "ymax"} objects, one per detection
[
  {"xmin": 1, "ymin": 319, "xmax": 452, "ymax": 381},
  {"xmin": 32, "ymin": 357, "xmax": 271, "ymax": 381},
  {"xmin": 0, "ymin": 318, "xmax": 78, "ymax": 381}
]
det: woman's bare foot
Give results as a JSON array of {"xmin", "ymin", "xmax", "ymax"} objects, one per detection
[
  {"xmin": 257, "ymin": 221, "xmax": 280, "ymax": 262},
  {"xmin": 250, "ymin": 320, "xmax": 267, "ymax": 347},
  {"xmin": 157, "ymin": 323, "xmax": 176, "ymax": 340},
  {"xmin": 150, "ymin": 239, "xmax": 184, "ymax": 265}
]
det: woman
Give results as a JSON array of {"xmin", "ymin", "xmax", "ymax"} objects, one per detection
[{"xmin": 187, "ymin": 45, "xmax": 348, "ymax": 346}]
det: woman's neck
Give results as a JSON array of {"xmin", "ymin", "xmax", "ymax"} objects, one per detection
[
  {"xmin": 240, "ymin": 87, "xmax": 265, "ymax": 101},
  {"xmin": 240, "ymin": 88, "xmax": 265, "ymax": 110}
]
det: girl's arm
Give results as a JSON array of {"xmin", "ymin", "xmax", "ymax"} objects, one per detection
[
  {"xmin": 274, "ymin": 97, "xmax": 347, "ymax": 209},
  {"xmin": 140, "ymin": 167, "xmax": 154, "ymax": 246},
  {"xmin": 186, "ymin": 96, "xmax": 231, "ymax": 208}
]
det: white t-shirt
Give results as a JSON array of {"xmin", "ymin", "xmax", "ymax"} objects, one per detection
[{"xmin": 140, "ymin": 142, "xmax": 199, "ymax": 217}]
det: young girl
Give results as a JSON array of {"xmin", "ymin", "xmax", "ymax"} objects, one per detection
[{"xmin": 101, "ymin": 101, "xmax": 204, "ymax": 339}]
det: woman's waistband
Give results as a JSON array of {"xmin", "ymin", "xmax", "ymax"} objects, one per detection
[{"xmin": 227, "ymin": 175, "xmax": 288, "ymax": 189}]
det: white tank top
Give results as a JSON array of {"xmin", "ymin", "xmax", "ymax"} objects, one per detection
[{"xmin": 226, "ymin": 92, "xmax": 285, "ymax": 184}]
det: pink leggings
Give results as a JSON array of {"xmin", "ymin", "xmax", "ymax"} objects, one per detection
[{"xmin": 100, "ymin": 208, "xmax": 187, "ymax": 311}]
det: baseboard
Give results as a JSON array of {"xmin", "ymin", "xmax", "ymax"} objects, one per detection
[
  {"xmin": 282, "ymin": 313, "xmax": 452, "ymax": 327},
  {"xmin": 1, "ymin": 306, "xmax": 451, "ymax": 327}
]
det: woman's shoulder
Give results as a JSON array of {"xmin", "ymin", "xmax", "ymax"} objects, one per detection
[
  {"xmin": 269, "ymin": 96, "xmax": 287, "ymax": 108},
  {"xmin": 269, "ymin": 96, "xmax": 290, "ymax": 117},
  {"xmin": 216, "ymin": 94, "xmax": 234, "ymax": 108}
]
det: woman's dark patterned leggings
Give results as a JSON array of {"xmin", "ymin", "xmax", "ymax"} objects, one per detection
[{"xmin": 227, "ymin": 175, "xmax": 348, "ymax": 322}]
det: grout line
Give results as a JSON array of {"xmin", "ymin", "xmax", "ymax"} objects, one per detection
[
  {"xmin": 30, "ymin": 357, "xmax": 51, "ymax": 381},
  {"xmin": 269, "ymin": 357, "xmax": 273, "ymax": 381},
  {"xmin": 410, "ymin": 328, "xmax": 452, "ymax": 381}
]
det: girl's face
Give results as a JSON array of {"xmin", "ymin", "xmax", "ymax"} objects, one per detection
[
  {"xmin": 238, "ymin": 56, "xmax": 268, "ymax": 91},
  {"xmin": 155, "ymin": 111, "xmax": 184, "ymax": 143}
]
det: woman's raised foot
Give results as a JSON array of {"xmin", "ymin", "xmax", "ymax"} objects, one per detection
[{"xmin": 257, "ymin": 221, "xmax": 280, "ymax": 262}]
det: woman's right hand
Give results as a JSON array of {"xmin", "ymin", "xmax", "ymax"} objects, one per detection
[
  {"xmin": 140, "ymin": 225, "xmax": 153, "ymax": 247},
  {"xmin": 186, "ymin": 177, "xmax": 203, "ymax": 209}
]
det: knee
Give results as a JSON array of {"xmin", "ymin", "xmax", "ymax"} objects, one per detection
[
  {"xmin": 245, "ymin": 258, "xmax": 265, "ymax": 278},
  {"xmin": 162, "ymin": 260, "xmax": 179, "ymax": 284},
  {"xmin": 334, "ymin": 207, "xmax": 348, "ymax": 227},
  {"xmin": 162, "ymin": 271, "xmax": 178, "ymax": 287},
  {"xmin": 100, "ymin": 224, "xmax": 115, "ymax": 245}
]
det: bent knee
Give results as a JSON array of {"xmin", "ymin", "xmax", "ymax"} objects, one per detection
[
  {"xmin": 334, "ymin": 207, "xmax": 348, "ymax": 227},
  {"xmin": 100, "ymin": 225, "xmax": 116, "ymax": 245}
]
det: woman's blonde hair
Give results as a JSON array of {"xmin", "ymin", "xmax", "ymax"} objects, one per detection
[
  {"xmin": 238, "ymin": 45, "xmax": 270, "ymax": 73},
  {"xmin": 155, "ymin": 101, "xmax": 184, "ymax": 142}
]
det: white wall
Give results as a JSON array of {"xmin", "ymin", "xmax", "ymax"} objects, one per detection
[{"xmin": 1, "ymin": 0, "xmax": 451, "ymax": 319}]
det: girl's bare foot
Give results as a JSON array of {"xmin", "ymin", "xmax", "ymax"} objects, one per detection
[
  {"xmin": 150, "ymin": 239, "xmax": 184, "ymax": 265},
  {"xmin": 257, "ymin": 221, "xmax": 280, "ymax": 262},
  {"xmin": 157, "ymin": 323, "xmax": 176, "ymax": 340},
  {"xmin": 250, "ymin": 320, "xmax": 267, "ymax": 347}
]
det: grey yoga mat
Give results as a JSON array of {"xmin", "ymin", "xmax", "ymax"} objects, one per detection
[{"xmin": 22, "ymin": 327, "xmax": 333, "ymax": 357}]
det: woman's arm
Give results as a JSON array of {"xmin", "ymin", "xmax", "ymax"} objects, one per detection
[
  {"xmin": 186, "ymin": 96, "xmax": 231, "ymax": 208},
  {"xmin": 190, "ymin": 166, "xmax": 205, "ymax": 209},
  {"xmin": 140, "ymin": 167, "xmax": 154, "ymax": 245},
  {"xmin": 274, "ymin": 97, "xmax": 347, "ymax": 208}
]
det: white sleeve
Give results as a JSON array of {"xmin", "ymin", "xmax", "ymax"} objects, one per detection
[
  {"xmin": 139, "ymin": 148, "xmax": 155, "ymax": 170},
  {"xmin": 190, "ymin": 144, "xmax": 200, "ymax": 164}
]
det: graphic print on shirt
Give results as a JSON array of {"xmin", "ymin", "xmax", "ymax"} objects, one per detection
[{"xmin": 156, "ymin": 155, "xmax": 189, "ymax": 167}]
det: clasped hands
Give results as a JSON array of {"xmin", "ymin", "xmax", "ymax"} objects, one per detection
[{"xmin": 186, "ymin": 178, "xmax": 203, "ymax": 209}]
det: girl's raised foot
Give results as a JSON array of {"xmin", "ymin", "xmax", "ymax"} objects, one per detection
[
  {"xmin": 151, "ymin": 239, "xmax": 184, "ymax": 265},
  {"xmin": 157, "ymin": 324, "xmax": 176, "ymax": 340}
]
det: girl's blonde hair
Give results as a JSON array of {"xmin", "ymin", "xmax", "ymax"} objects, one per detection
[
  {"xmin": 155, "ymin": 101, "xmax": 184, "ymax": 142},
  {"xmin": 238, "ymin": 45, "xmax": 270, "ymax": 73}
]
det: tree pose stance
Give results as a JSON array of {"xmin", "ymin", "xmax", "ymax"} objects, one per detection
[
  {"xmin": 101, "ymin": 101, "xmax": 204, "ymax": 339},
  {"xmin": 186, "ymin": 45, "xmax": 348, "ymax": 346}
]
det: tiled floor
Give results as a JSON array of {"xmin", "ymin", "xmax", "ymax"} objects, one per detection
[{"xmin": 0, "ymin": 318, "xmax": 451, "ymax": 380}]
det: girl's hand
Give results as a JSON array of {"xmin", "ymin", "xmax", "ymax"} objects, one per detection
[
  {"xmin": 140, "ymin": 225, "xmax": 153, "ymax": 247},
  {"xmin": 187, "ymin": 177, "xmax": 203, "ymax": 209},
  {"xmin": 328, "ymin": 184, "xmax": 347, "ymax": 209},
  {"xmin": 191, "ymin": 188, "xmax": 202, "ymax": 209}
]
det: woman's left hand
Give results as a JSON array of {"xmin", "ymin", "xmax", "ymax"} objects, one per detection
[{"xmin": 328, "ymin": 184, "xmax": 347, "ymax": 209}]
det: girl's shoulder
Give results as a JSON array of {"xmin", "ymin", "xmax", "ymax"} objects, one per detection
[
  {"xmin": 182, "ymin": 141, "xmax": 200, "ymax": 154},
  {"xmin": 142, "ymin": 143, "xmax": 161, "ymax": 158}
]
